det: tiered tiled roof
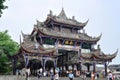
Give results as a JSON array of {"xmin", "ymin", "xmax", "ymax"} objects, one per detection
[
  {"xmin": 32, "ymin": 9, "xmax": 101, "ymax": 42},
  {"xmin": 81, "ymin": 49, "xmax": 118, "ymax": 62},
  {"xmin": 33, "ymin": 21, "xmax": 101, "ymax": 42},
  {"xmin": 20, "ymin": 33, "xmax": 57, "ymax": 55},
  {"xmin": 20, "ymin": 32, "xmax": 117, "ymax": 61},
  {"xmin": 45, "ymin": 8, "xmax": 88, "ymax": 28}
]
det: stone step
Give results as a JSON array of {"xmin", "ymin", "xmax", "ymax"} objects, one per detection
[{"xmin": 0, "ymin": 75, "xmax": 107, "ymax": 80}]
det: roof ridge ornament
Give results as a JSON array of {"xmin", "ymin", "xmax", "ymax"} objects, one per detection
[
  {"xmin": 97, "ymin": 44, "xmax": 101, "ymax": 50},
  {"xmin": 47, "ymin": 10, "xmax": 53, "ymax": 17},
  {"xmin": 81, "ymin": 19, "xmax": 89, "ymax": 26},
  {"xmin": 49, "ymin": 10, "xmax": 53, "ymax": 16},
  {"xmin": 72, "ymin": 16, "xmax": 75, "ymax": 20},
  {"xmin": 58, "ymin": 8, "xmax": 67, "ymax": 19},
  {"xmin": 113, "ymin": 48, "xmax": 118, "ymax": 56},
  {"xmin": 96, "ymin": 33, "xmax": 102, "ymax": 41},
  {"xmin": 20, "ymin": 35, "xmax": 21, "ymax": 45},
  {"xmin": 21, "ymin": 30, "xmax": 24, "ymax": 37},
  {"xmin": 83, "ymin": 29, "xmax": 85, "ymax": 34}
]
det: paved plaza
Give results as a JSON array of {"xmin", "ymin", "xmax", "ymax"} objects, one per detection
[{"xmin": 0, "ymin": 75, "xmax": 108, "ymax": 80}]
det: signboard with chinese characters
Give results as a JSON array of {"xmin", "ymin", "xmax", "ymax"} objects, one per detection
[
  {"xmin": 43, "ymin": 37, "xmax": 56, "ymax": 45},
  {"xmin": 64, "ymin": 40, "xmax": 74, "ymax": 46},
  {"xmin": 82, "ymin": 42, "xmax": 91, "ymax": 49}
]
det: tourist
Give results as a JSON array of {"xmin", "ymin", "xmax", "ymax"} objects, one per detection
[
  {"xmin": 96, "ymin": 72, "xmax": 99, "ymax": 78},
  {"xmin": 16, "ymin": 69, "xmax": 21, "ymax": 78},
  {"xmin": 108, "ymin": 71, "xmax": 113, "ymax": 80},
  {"xmin": 77, "ymin": 70, "xmax": 81, "ymax": 77},
  {"xmin": 68, "ymin": 70, "xmax": 74, "ymax": 80},
  {"xmin": 55, "ymin": 72, "xmax": 59, "ymax": 80},
  {"xmin": 25, "ymin": 67, "xmax": 30, "ymax": 80},
  {"xmin": 66, "ymin": 70, "xmax": 69, "ymax": 77},
  {"xmin": 112, "ymin": 74, "xmax": 115, "ymax": 80},
  {"xmin": 91, "ymin": 72, "xmax": 95, "ymax": 80},
  {"xmin": 43, "ymin": 71, "xmax": 47, "ymax": 77},
  {"xmin": 37, "ymin": 68, "xmax": 43, "ymax": 80},
  {"xmin": 59, "ymin": 69, "xmax": 62, "ymax": 77},
  {"xmin": 50, "ymin": 68, "xmax": 54, "ymax": 80}
]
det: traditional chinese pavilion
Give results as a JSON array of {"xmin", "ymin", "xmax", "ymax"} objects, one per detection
[{"xmin": 12, "ymin": 8, "xmax": 117, "ymax": 76}]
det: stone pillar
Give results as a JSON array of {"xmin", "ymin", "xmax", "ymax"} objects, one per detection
[
  {"xmin": 66, "ymin": 52, "xmax": 68, "ymax": 70},
  {"xmin": 93, "ymin": 61, "xmax": 96, "ymax": 73},
  {"xmin": 104, "ymin": 62, "xmax": 107, "ymax": 76},
  {"xmin": 54, "ymin": 59, "xmax": 57, "ymax": 68},
  {"xmin": 41, "ymin": 57, "xmax": 43, "ymax": 68},
  {"xmin": 23, "ymin": 54, "xmax": 29, "ymax": 68},
  {"xmin": 12, "ymin": 58, "xmax": 17, "ymax": 75},
  {"xmin": 79, "ymin": 62, "xmax": 82, "ymax": 73},
  {"xmin": 78, "ymin": 49, "xmax": 82, "ymax": 74},
  {"xmin": 72, "ymin": 64, "xmax": 74, "ymax": 71},
  {"xmin": 62, "ymin": 53, "xmax": 64, "ymax": 72},
  {"xmin": 87, "ymin": 65, "xmax": 90, "ymax": 72},
  {"xmin": 65, "ymin": 63, "xmax": 68, "ymax": 71},
  {"xmin": 42, "ymin": 58, "xmax": 45, "ymax": 72}
]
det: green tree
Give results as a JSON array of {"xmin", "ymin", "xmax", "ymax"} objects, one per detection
[
  {"xmin": 0, "ymin": 30, "xmax": 19, "ymax": 74},
  {"xmin": 0, "ymin": 0, "xmax": 8, "ymax": 17}
]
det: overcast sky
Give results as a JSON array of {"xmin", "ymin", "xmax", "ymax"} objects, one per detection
[{"xmin": 0, "ymin": 0, "xmax": 120, "ymax": 65}]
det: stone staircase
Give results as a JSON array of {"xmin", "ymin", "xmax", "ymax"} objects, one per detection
[{"xmin": 0, "ymin": 75, "xmax": 107, "ymax": 80}]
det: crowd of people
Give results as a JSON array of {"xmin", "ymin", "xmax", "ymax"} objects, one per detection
[
  {"xmin": 107, "ymin": 71, "xmax": 120, "ymax": 80},
  {"xmin": 88, "ymin": 71, "xmax": 120, "ymax": 80},
  {"xmin": 16, "ymin": 67, "xmax": 75, "ymax": 80},
  {"xmin": 16, "ymin": 68, "xmax": 120, "ymax": 80},
  {"xmin": 36, "ymin": 68, "xmax": 73, "ymax": 80}
]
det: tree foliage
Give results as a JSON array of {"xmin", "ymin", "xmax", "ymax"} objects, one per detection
[
  {"xmin": 0, "ymin": 0, "xmax": 8, "ymax": 17},
  {"xmin": 0, "ymin": 30, "xmax": 19, "ymax": 74}
]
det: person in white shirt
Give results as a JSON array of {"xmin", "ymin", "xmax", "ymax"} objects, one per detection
[
  {"xmin": 108, "ymin": 71, "xmax": 113, "ymax": 80},
  {"xmin": 38, "ymin": 68, "xmax": 43, "ymax": 80},
  {"xmin": 25, "ymin": 68, "xmax": 30, "ymax": 80},
  {"xmin": 50, "ymin": 68, "xmax": 54, "ymax": 80}
]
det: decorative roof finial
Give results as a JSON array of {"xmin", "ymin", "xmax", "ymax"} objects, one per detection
[
  {"xmin": 72, "ymin": 16, "xmax": 75, "ymax": 20},
  {"xmin": 49, "ymin": 10, "xmax": 53, "ymax": 16},
  {"xmin": 58, "ymin": 8, "xmax": 67, "ymax": 19},
  {"xmin": 83, "ymin": 29, "xmax": 85, "ymax": 34},
  {"xmin": 97, "ymin": 44, "xmax": 101, "ymax": 50},
  {"xmin": 19, "ymin": 35, "xmax": 21, "ymax": 45},
  {"xmin": 21, "ymin": 30, "xmax": 24, "ymax": 37}
]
